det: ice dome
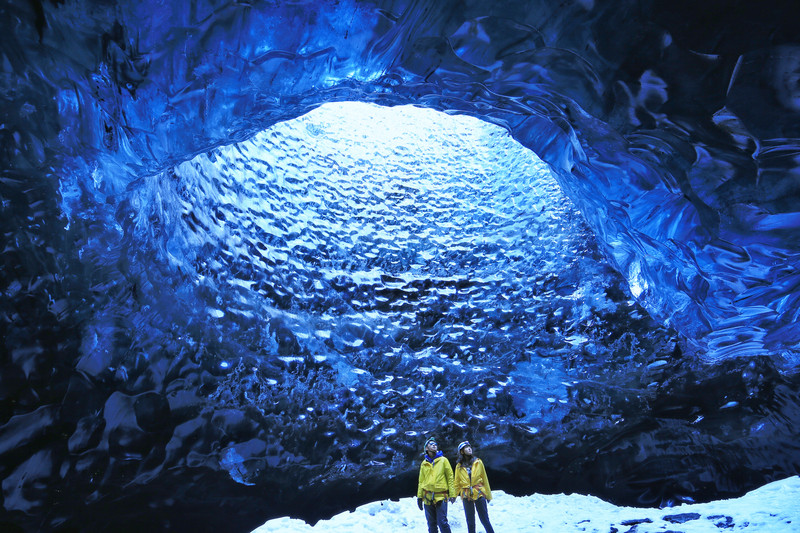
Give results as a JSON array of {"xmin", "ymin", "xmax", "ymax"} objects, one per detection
[{"xmin": 1, "ymin": 0, "xmax": 800, "ymax": 531}]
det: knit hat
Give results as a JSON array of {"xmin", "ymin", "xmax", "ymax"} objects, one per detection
[{"xmin": 457, "ymin": 441, "xmax": 471, "ymax": 453}]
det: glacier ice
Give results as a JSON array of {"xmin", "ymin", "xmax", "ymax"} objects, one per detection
[{"xmin": 2, "ymin": 0, "xmax": 800, "ymax": 531}]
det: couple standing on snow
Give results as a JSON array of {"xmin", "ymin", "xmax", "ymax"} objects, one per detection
[{"xmin": 417, "ymin": 437, "xmax": 496, "ymax": 533}]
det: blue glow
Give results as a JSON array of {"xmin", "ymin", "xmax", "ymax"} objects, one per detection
[{"xmin": 4, "ymin": 1, "xmax": 800, "ymax": 529}]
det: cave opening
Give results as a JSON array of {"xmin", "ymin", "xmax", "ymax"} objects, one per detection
[{"xmin": 137, "ymin": 99, "xmax": 598, "ymax": 438}]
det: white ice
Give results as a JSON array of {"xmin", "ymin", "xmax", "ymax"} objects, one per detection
[{"xmin": 253, "ymin": 476, "xmax": 800, "ymax": 532}]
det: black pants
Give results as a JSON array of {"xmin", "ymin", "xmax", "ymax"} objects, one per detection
[
  {"xmin": 463, "ymin": 497, "xmax": 494, "ymax": 533},
  {"xmin": 424, "ymin": 499, "xmax": 452, "ymax": 533}
]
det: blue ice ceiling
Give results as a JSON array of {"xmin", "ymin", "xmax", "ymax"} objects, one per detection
[{"xmin": 2, "ymin": 0, "xmax": 800, "ymax": 531}]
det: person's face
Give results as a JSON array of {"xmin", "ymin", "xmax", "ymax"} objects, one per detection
[
  {"xmin": 426, "ymin": 442, "xmax": 438, "ymax": 455},
  {"xmin": 462, "ymin": 445, "xmax": 472, "ymax": 456}
]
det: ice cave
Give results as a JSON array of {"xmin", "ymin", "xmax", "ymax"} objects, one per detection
[{"xmin": 2, "ymin": 0, "xmax": 800, "ymax": 531}]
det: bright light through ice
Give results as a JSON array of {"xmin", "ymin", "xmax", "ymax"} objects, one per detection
[
  {"xmin": 221, "ymin": 101, "xmax": 565, "ymax": 234},
  {"xmin": 280, "ymin": 102, "xmax": 533, "ymax": 201}
]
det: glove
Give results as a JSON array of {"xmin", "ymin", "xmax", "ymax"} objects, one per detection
[{"xmin": 417, "ymin": 498, "xmax": 423, "ymax": 510}]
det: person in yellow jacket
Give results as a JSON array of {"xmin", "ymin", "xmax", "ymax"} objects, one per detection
[
  {"xmin": 417, "ymin": 437, "xmax": 456, "ymax": 533},
  {"xmin": 454, "ymin": 441, "xmax": 495, "ymax": 533}
]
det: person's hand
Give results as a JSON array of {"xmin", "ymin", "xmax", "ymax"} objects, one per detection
[
  {"xmin": 449, "ymin": 497, "xmax": 456, "ymax": 503},
  {"xmin": 417, "ymin": 498, "xmax": 423, "ymax": 510}
]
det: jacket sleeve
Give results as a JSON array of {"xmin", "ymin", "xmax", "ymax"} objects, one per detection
[
  {"xmin": 417, "ymin": 463, "xmax": 425, "ymax": 499},
  {"xmin": 477, "ymin": 459, "xmax": 492, "ymax": 501},
  {"xmin": 444, "ymin": 458, "xmax": 456, "ymax": 498}
]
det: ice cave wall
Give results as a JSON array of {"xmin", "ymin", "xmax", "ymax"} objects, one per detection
[{"xmin": 2, "ymin": 0, "xmax": 800, "ymax": 532}]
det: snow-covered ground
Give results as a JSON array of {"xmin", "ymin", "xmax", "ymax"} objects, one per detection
[{"xmin": 254, "ymin": 476, "xmax": 800, "ymax": 532}]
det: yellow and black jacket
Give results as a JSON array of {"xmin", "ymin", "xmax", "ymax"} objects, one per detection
[
  {"xmin": 417, "ymin": 453, "xmax": 456, "ymax": 504},
  {"xmin": 454, "ymin": 457, "xmax": 493, "ymax": 501}
]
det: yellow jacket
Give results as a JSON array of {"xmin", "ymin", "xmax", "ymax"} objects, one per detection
[
  {"xmin": 417, "ymin": 454, "xmax": 456, "ymax": 503},
  {"xmin": 454, "ymin": 457, "xmax": 492, "ymax": 501}
]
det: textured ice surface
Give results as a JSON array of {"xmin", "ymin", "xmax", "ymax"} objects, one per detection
[
  {"xmin": 120, "ymin": 101, "xmax": 663, "ymax": 488},
  {"xmin": 2, "ymin": 0, "xmax": 800, "ymax": 531}
]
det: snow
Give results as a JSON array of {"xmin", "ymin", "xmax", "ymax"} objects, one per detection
[{"xmin": 253, "ymin": 476, "xmax": 800, "ymax": 532}]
